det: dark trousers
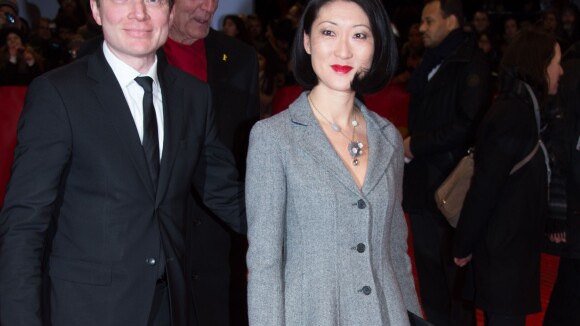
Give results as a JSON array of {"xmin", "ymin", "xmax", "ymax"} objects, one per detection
[
  {"xmin": 409, "ymin": 212, "xmax": 475, "ymax": 326},
  {"xmin": 543, "ymin": 258, "xmax": 580, "ymax": 326},
  {"xmin": 484, "ymin": 312, "xmax": 525, "ymax": 326},
  {"xmin": 148, "ymin": 280, "xmax": 171, "ymax": 326}
]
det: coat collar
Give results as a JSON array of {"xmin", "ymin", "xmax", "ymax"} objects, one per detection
[{"xmin": 288, "ymin": 92, "xmax": 396, "ymax": 195}]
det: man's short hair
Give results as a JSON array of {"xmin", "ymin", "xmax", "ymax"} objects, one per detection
[{"xmin": 425, "ymin": 0, "xmax": 464, "ymax": 26}]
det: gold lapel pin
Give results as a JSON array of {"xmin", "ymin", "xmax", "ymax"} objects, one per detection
[{"xmin": 222, "ymin": 53, "xmax": 228, "ymax": 61}]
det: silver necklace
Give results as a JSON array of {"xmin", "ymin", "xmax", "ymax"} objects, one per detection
[{"xmin": 308, "ymin": 95, "xmax": 364, "ymax": 166}]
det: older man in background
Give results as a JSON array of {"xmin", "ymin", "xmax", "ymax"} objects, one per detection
[{"xmin": 163, "ymin": 0, "xmax": 259, "ymax": 325}]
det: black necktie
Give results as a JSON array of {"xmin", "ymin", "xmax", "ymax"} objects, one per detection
[{"xmin": 135, "ymin": 76, "xmax": 160, "ymax": 192}]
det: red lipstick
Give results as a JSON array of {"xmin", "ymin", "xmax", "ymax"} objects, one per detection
[{"xmin": 331, "ymin": 65, "xmax": 353, "ymax": 74}]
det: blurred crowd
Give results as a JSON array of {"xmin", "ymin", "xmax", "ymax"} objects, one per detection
[{"xmin": 2, "ymin": 0, "xmax": 580, "ymax": 108}]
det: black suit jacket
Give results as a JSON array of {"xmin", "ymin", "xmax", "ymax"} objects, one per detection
[
  {"xmin": 178, "ymin": 30, "xmax": 259, "ymax": 326},
  {"xmin": 0, "ymin": 45, "xmax": 245, "ymax": 326},
  {"xmin": 403, "ymin": 41, "xmax": 491, "ymax": 214}
]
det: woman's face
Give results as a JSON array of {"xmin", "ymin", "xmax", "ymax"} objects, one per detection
[
  {"xmin": 504, "ymin": 19, "xmax": 518, "ymax": 39},
  {"xmin": 543, "ymin": 13, "xmax": 558, "ymax": 33},
  {"xmin": 547, "ymin": 43, "xmax": 563, "ymax": 95},
  {"xmin": 477, "ymin": 34, "xmax": 492, "ymax": 54},
  {"xmin": 6, "ymin": 32, "xmax": 22, "ymax": 50},
  {"xmin": 303, "ymin": 0, "xmax": 374, "ymax": 93},
  {"xmin": 223, "ymin": 18, "xmax": 239, "ymax": 38}
]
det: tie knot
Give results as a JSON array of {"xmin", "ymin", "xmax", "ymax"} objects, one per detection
[{"xmin": 135, "ymin": 76, "xmax": 154, "ymax": 93}]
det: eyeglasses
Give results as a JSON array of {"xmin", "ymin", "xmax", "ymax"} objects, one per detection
[{"xmin": 111, "ymin": 0, "xmax": 168, "ymax": 7}]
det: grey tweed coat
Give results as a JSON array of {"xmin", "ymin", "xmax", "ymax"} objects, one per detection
[{"xmin": 246, "ymin": 92, "xmax": 422, "ymax": 326}]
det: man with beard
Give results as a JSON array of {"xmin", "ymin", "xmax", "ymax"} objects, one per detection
[{"xmin": 403, "ymin": 0, "xmax": 491, "ymax": 325}]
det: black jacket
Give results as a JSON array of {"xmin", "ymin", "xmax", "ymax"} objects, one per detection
[
  {"xmin": 544, "ymin": 43, "xmax": 580, "ymax": 259},
  {"xmin": 403, "ymin": 37, "xmax": 491, "ymax": 214},
  {"xmin": 454, "ymin": 76, "xmax": 548, "ymax": 314}
]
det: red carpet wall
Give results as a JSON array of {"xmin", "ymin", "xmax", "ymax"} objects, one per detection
[{"xmin": 0, "ymin": 86, "xmax": 27, "ymax": 207}]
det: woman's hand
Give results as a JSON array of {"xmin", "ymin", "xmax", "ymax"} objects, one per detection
[
  {"xmin": 548, "ymin": 232, "xmax": 567, "ymax": 244},
  {"xmin": 454, "ymin": 254, "xmax": 472, "ymax": 267}
]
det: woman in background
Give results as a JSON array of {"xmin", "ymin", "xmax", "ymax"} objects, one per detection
[
  {"xmin": 245, "ymin": 0, "xmax": 421, "ymax": 325},
  {"xmin": 222, "ymin": 14, "xmax": 252, "ymax": 45},
  {"xmin": 453, "ymin": 29, "xmax": 563, "ymax": 326}
]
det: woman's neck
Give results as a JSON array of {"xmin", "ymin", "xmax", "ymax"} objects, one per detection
[{"xmin": 309, "ymin": 87, "xmax": 357, "ymax": 126}]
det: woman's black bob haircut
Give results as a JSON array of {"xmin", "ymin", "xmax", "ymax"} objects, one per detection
[{"xmin": 291, "ymin": 0, "xmax": 398, "ymax": 94}]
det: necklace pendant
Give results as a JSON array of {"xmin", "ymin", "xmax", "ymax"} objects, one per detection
[
  {"xmin": 348, "ymin": 141, "xmax": 363, "ymax": 157},
  {"xmin": 353, "ymin": 158, "xmax": 359, "ymax": 166},
  {"xmin": 331, "ymin": 123, "xmax": 341, "ymax": 132}
]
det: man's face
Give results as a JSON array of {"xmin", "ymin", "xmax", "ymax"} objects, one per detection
[
  {"xmin": 472, "ymin": 11, "xmax": 489, "ymax": 33},
  {"xmin": 419, "ymin": 1, "xmax": 454, "ymax": 48},
  {"xmin": 169, "ymin": 0, "xmax": 218, "ymax": 44},
  {"xmin": 90, "ymin": 0, "xmax": 173, "ymax": 66}
]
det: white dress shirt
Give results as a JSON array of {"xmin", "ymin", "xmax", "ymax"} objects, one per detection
[{"xmin": 102, "ymin": 42, "xmax": 164, "ymax": 159}]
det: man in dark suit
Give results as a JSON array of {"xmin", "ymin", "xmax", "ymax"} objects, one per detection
[
  {"xmin": 163, "ymin": 1, "xmax": 259, "ymax": 325},
  {"xmin": 402, "ymin": 0, "xmax": 491, "ymax": 325},
  {"xmin": 0, "ymin": 0, "xmax": 244, "ymax": 325}
]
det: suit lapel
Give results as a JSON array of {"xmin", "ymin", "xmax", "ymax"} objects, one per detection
[
  {"xmin": 88, "ymin": 49, "xmax": 155, "ymax": 199},
  {"xmin": 155, "ymin": 61, "xmax": 183, "ymax": 205},
  {"xmin": 205, "ymin": 29, "xmax": 228, "ymax": 87},
  {"xmin": 291, "ymin": 93, "xmax": 362, "ymax": 194},
  {"xmin": 361, "ymin": 108, "xmax": 395, "ymax": 194}
]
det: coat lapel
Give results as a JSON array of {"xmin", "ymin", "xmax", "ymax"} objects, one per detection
[
  {"xmin": 155, "ymin": 61, "xmax": 183, "ymax": 205},
  {"xmin": 205, "ymin": 29, "xmax": 228, "ymax": 87},
  {"xmin": 290, "ymin": 93, "xmax": 362, "ymax": 194},
  {"xmin": 88, "ymin": 49, "xmax": 155, "ymax": 199},
  {"xmin": 361, "ymin": 107, "xmax": 395, "ymax": 194}
]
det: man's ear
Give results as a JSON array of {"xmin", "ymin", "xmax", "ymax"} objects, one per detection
[
  {"xmin": 445, "ymin": 14, "xmax": 460, "ymax": 32},
  {"xmin": 90, "ymin": 0, "xmax": 102, "ymax": 26}
]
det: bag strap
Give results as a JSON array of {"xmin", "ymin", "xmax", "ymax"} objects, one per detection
[
  {"xmin": 510, "ymin": 142, "xmax": 539, "ymax": 174},
  {"xmin": 516, "ymin": 83, "xmax": 551, "ymax": 181}
]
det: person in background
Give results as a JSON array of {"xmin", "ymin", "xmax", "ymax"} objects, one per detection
[
  {"xmin": 222, "ymin": 14, "xmax": 252, "ymax": 46},
  {"xmin": 453, "ymin": 28, "xmax": 563, "ymax": 326},
  {"xmin": 541, "ymin": 8, "xmax": 560, "ymax": 36},
  {"xmin": 559, "ymin": 3, "xmax": 580, "ymax": 51},
  {"xmin": 472, "ymin": 9, "xmax": 491, "ymax": 34},
  {"xmin": 0, "ymin": 0, "xmax": 21, "ymax": 32},
  {"xmin": 245, "ymin": 14, "xmax": 266, "ymax": 49},
  {"xmin": 543, "ymin": 38, "xmax": 580, "ymax": 326},
  {"xmin": 0, "ymin": 0, "xmax": 246, "ymax": 325},
  {"xmin": 392, "ymin": 23, "xmax": 424, "ymax": 85},
  {"xmin": 503, "ymin": 16, "xmax": 519, "ymax": 43},
  {"xmin": 403, "ymin": 0, "xmax": 492, "ymax": 325},
  {"xmin": 246, "ymin": 0, "xmax": 422, "ymax": 324},
  {"xmin": 261, "ymin": 17, "xmax": 295, "ymax": 87},
  {"xmin": 0, "ymin": 28, "xmax": 42, "ymax": 85},
  {"xmin": 163, "ymin": 0, "xmax": 260, "ymax": 325}
]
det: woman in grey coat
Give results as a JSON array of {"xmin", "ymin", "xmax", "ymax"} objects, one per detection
[{"xmin": 245, "ymin": 0, "xmax": 422, "ymax": 325}]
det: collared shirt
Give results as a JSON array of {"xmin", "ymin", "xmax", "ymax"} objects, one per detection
[{"xmin": 102, "ymin": 42, "xmax": 164, "ymax": 159}]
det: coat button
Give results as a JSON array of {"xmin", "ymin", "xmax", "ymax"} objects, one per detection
[
  {"xmin": 357, "ymin": 199, "xmax": 366, "ymax": 209},
  {"xmin": 145, "ymin": 257, "xmax": 157, "ymax": 266},
  {"xmin": 193, "ymin": 219, "xmax": 202, "ymax": 226},
  {"xmin": 357, "ymin": 243, "xmax": 366, "ymax": 253},
  {"xmin": 362, "ymin": 286, "xmax": 371, "ymax": 295}
]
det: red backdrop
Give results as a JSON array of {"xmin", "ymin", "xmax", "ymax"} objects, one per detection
[{"xmin": 0, "ymin": 86, "xmax": 27, "ymax": 207}]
